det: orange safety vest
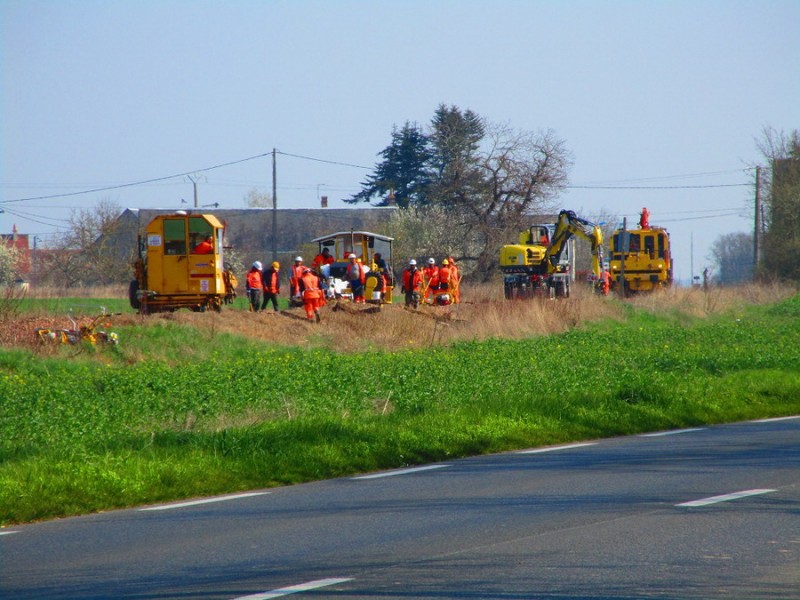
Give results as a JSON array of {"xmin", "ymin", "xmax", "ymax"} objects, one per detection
[
  {"xmin": 263, "ymin": 269, "xmax": 280, "ymax": 293},
  {"xmin": 300, "ymin": 272, "xmax": 322, "ymax": 299},
  {"xmin": 290, "ymin": 264, "xmax": 304, "ymax": 293},
  {"xmin": 423, "ymin": 266, "xmax": 438, "ymax": 285},
  {"xmin": 346, "ymin": 261, "xmax": 365, "ymax": 283},
  {"xmin": 312, "ymin": 253, "xmax": 335, "ymax": 270},
  {"xmin": 402, "ymin": 268, "xmax": 423, "ymax": 292},
  {"xmin": 246, "ymin": 269, "xmax": 262, "ymax": 290},
  {"xmin": 437, "ymin": 266, "xmax": 452, "ymax": 289}
]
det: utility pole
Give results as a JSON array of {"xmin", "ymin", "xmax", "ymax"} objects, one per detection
[
  {"xmin": 272, "ymin": 148, "xmax": 278, "ymax": 262},
  {"xmin": 618, "ymin": 217, "xmax": 626, "ymax": 297},
  {"xmin": 754, "ymin": 165, "xmax": 761, "ymax": 271},
  {"xmin": 187, "ymin": 174, "xmax": 204, "ymax": 208}
]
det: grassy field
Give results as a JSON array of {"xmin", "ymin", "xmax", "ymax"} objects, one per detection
[{"xmin": 1, "ymin": 283, "xmax": 799, "ymax": 525}]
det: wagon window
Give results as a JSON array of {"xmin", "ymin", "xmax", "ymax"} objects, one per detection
[
  {"xmin": 163, "ymin": 219, "xmax": 187, "ymax": 255},
  {"xmin": 189, "ymin": 217, "xmax": 214, "ymax": 252},
  {"xmin": 644, "ymin": 235, "xmax": 655, "ymax": 257}
]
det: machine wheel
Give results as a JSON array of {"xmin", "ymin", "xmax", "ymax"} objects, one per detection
[
  {"xmin": 504, "ymin": 281, "xmax": 517, "ymax": 300},
  {"xmin": 128, "ymin": 280, "xmax": 141, "ymax": 310}
]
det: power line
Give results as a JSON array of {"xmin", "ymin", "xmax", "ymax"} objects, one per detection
[
  {"xmin": 1, "ymin": 206, "xmax": 70, "ymax": 229},
  {"xmin": 576, "ymin": 168, "xmax": 751, "ymax": 185},
  {"xmin": 568, "ymin": 183, "xmax": 750, "ymax": 190},
  {"xmin": 0, "ymin": 152, "xmax": 271, "ymax": 204},
  {"xmin": 1, "ymin": 145, "xmax": 751, "ymax": 207},
  {"xmin": 277, "ymin": 151, "xmax": 372, "ymax": 170}
]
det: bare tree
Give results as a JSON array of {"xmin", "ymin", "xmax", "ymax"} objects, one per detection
[
  {"xmin": 39, "ymin": 198, "xmax": 128, "ymax": 287},
  {"xmin": 244, "ymin": 188, "xmax": 274, "ymax": 208},
  {"xmin": 755, "ymin": 127, "xmax": 800, "ymax": 281},
  {"xmin": 0, "ymin": 243, "xmax": 22, "ymax": 286},
  {"xmin": 710, "ymin": 232, "xmax": 754, "ymax": 285},
  {"xmin": 454, "ymin": 125, "xmax": 571, "ymax": 280}
]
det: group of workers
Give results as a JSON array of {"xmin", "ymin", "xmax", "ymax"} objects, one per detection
[
  {"xmin": 401, "ymin": 256, "xmax": 461, "ymax": 307},
  {"xmin": 245, "ymin": 256, "xmax": 324, "ymax": 322},
  {"xmin": 242, "ymin": 248, "xmax": 395, "ymax": 322},
  {"xmin": 244, "ymin": 251, "xmax": 460, "ymax": 321}
]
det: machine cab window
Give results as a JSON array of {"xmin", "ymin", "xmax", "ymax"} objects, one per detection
[
  {"xmin": 163, "ymin": 219, "xmax": 187, "ymax": 255},
  {"xmin": 189, "ymin": 217, "xmax": 216, "ymax": 254}
]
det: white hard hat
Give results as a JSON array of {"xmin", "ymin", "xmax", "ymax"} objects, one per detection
[
  {"xmin": 409, "ymin": 259, "xmax": 417, "ymax": 265},
  {"xmin": 253, "ymin": 261, "xmax": 263, "ymax": 270},
  {"xmin": 294, "ymin": 256, "xmax": 303, "ymax": 262},
  {"xmin": 427, "ymin": 257, "xmax": 435, "ymax": 265},
  {"xmin": 349, "ymin": 253, "xmax": 356, "ymax": 259}
]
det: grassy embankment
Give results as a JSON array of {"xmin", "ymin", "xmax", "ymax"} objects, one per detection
[{"xmin": 1, "ymin": 285, "xmax": 799, "ymax": 525}]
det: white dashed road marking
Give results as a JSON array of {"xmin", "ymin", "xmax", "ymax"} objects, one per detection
[
  {"xmin": 139, "ymin": 491, "xmax": 270, "ymax": 511},
  {"xmin": 352, "ymin": 464, "xmax": 450, "ymax": 479},
  {"xmin": 233, "ymin": 577, "xmax": 353, "ymax": 599},
  {"xmin": 640, "ymin": 428, "xmax": 706, "ymax": 437},
  {"xmin": 676, "ymin": 489, "xmax": 777, "ymax": 507},
  {"xmin": 517, "ymin": 442, "xmax": 597, "ymax": 454},
  {"xmin": 751, "ymin": 415, "xmax": 800, "ymax": 423}
]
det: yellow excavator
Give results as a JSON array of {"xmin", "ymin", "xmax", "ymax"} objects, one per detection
[{"xmin": 499, "ymin": 210, "xmax": 603, "ymax": 299}]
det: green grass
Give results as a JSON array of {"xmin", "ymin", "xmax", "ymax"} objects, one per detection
[{"xmin": 1, "ymin": 293, "xmax": 799, "ymax": 525}]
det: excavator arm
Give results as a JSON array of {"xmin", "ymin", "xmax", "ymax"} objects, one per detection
[{"xmin": 544, "ymin": 210, "xmax": 604, "ymax": 276}]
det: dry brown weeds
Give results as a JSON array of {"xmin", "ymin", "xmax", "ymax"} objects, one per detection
[{"xmin": 3, "ymin": 282, "xmax": 795, "ymax": 353}]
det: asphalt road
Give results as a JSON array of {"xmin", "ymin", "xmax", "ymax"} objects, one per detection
[{"xmin": 2, "ymin": 417, "xmax": 798, "ymax": 599}]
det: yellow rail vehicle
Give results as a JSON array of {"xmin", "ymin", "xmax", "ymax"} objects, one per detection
[
  {"xmin": 609, "ymin": 208, "xmax": 673, "ymax": 293},
  {"xmin": 311, "ymin": 231, "xmax": 395, "ymax": 304},
  {"xmin": 130, "ymin": 212, "xmax": 227, "ymax": 314}
]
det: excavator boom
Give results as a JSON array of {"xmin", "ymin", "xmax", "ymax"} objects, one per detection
[{"xmin": 545, "ymin": 210, "xmax": 604, "ymax": 277}]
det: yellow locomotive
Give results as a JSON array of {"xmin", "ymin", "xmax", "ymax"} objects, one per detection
[
  {"xmin": 609, "ymin": 208, "xmax": 673, "ymax": 294},
  {"xmin": 129, "ymin": 211, "xmax": 228, "ymax": 313}
]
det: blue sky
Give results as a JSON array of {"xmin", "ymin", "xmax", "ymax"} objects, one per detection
[{"xmin": 2, "ymin": 0, "xmax": 798, "ymax": 282}]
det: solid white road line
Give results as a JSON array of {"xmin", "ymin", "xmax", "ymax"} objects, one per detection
[
  {"xmin": 139, "ymin": 491, "xmax": 270, "ymax": 511},
  {"xmin": 751, "ymin": 415, "xmax": 800, "ymax": 423},
  {"xmin": 639, "ymin": 428, "xmax": 706, "ymax": 437},
  {"xmin": 676, "ymin": 488, "xmax": 777, "ymax": 507},
  {"xmin": 352, "ymin": 464, "xmax": 450, "ymax": 480},
  {"xmin": 233, "ymin": 577, "xmax": 353, "ymax": 599},
  {"xmin": 517, "ymin": 442, "xmax": 597, "ymax": 454},
  {"xmin": 0, "ymin": 530, "xmax": 20, "ymax": 536}
]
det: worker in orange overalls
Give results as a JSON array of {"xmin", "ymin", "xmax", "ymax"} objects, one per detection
[
  {"xmin": 437, "ymin": 259, "xmax": 453, "ymax": 304},
  {"xmin": 193, "ymin": 235, "xmax": 214, "ymax": 254},
  {"xmin": 422, "ymin": 258, "xmax": 439, "ymax": 304},
  {"xmin": 245, "ymin": 261, "xmax": 263, "ymax": 312},
  {"xmin": 401, "ymin": 259, "xmax": 423, "ymax": 308},
  {"xmin": 289, "ymin": 256, "xmax": 305, "ymax": 304},
  {"xmin": 639, "ymin": 207, "xmax": 650, "ymax": 229},
  {"xmin": 299, "ymin": 268, "xmax": 323, "ymax": 322},
  {"xmin": 447, "ymin": 256, "xmax": 461, "ymax": 303},
  {"xmin": 311, "ymin": 247, "xmax": 334, "ymax": 272},
  {"xmin": 599, "ymin": 267, "xmax": 611, "ymax": 296},
  {"xmin": 261, "ymin": 261, "xmax": 281, "ymax": 312},
  {"xmin": 345, "ymin": 254, "xmax": 366, "ymax": 303}
]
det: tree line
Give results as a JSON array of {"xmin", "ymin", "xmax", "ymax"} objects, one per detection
[
  {"xmin": 346, "ymin": 104, "xmax": 571, "ymax": 280},
  {"xmin": 710, "ymin": 128, "xmax": 799, "ymax": 285},
  {"xmin": 2, "ymin": 115, "xmax": 797, "ymax": 288}
]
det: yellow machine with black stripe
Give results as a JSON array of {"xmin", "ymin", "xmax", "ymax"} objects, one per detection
[
  {"xmin": 609, "ymin": 208, "xmax": 673, "ymax": 294},
  {"xmin": 129, "ymin": 211, "xmax": 228, "ymax": 313},
  {"xmin": 310, "ymin": 231, "xmax": 394, "ymax": 304},
  {"xmin": 500, "ymin": 210, "xmax": 603, "ymax": 299}
]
